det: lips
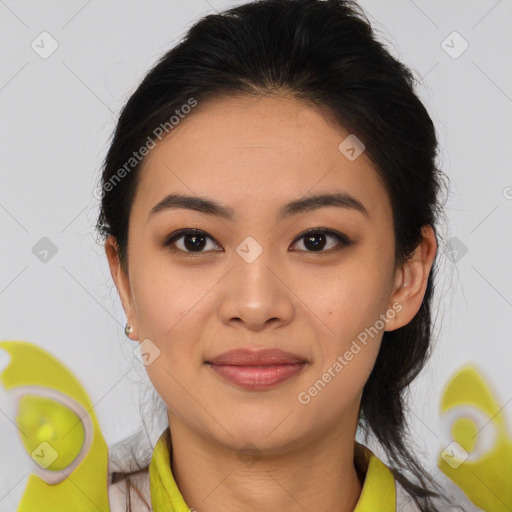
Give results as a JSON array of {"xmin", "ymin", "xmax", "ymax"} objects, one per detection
[
  {"xmin": 205, "ymin": 348, "xmax": 307, "ymax": 390},
  {"xmin": 206, "ymin": 348, "xmax": 307, "ymax": 366}
]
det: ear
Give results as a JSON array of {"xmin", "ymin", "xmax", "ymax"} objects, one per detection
[
  {"xmin": 105, "ymin": 235, "xmax": 137, "ymax": 339},
  {"xmin": 385, "ymin": 225, "xmax": 438, "ymax": 332}
]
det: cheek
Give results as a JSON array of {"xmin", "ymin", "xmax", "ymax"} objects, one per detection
[
  {"xmin": 307, "ymin": 262, "xmax": 392, "ymax": 347},
  {"xmin": 304, "ymin": 289, "xmax": 385, "ymax": 415},
  {"xmin": 297, "ymin": 333, "xmax": 380, "ymax": 433},
  {"xmin": 130, "ymin": 256, "xmax": 207, "ymax": 338},
  {"xmin": 130, "ymin": 260, "xmax": 219, "ymax": 394},
  {"xmin": 302, "ymin": 258, "xmax": 392, "ymax": 401},
  {"xmin": 144, "ymin": 358, "xmax": 198, "ymax": 426}
]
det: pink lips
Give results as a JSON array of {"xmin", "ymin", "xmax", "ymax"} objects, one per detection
[{"xmin": 205, "ymin": 348, "xmax": 307, "ymax": 390}]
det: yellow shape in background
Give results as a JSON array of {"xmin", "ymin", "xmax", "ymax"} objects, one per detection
[
  {"xmin": 0, "ymin": 340, "xmax": 111, "ymax": 512},
  {"xmin": 17, "ymin": 395, "xmax": 85, "ymax": 471},
  {"xmin": 439, "ymin": 365, "xmax": 512, "ymax": 512}
]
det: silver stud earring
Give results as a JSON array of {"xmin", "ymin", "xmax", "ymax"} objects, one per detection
[{"xmin": 125, "ymin": 323, "xmax": 133, "ymax": 337}]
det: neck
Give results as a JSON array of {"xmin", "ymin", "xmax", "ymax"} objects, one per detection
[{"xmin": 166, "ymin": 415, "xmax": 364, "ymax": 512}]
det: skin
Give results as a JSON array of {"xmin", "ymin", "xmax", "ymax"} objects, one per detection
[{"xmin": 106, "ymin": 94, "xmax": 437, "ymax": 512}]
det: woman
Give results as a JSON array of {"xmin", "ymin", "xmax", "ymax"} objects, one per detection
[{"xmin": 98, "ymin": 0, "xmax": 463, "ymax": 510}]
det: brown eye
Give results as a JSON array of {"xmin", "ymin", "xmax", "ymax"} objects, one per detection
[
  {"xmin": 290, "ymin": 229, "xmax": 352, "ymax": 253},
  {"xmin": 164, "ymin": 229, "xmax": 221, "ymax": 253}
]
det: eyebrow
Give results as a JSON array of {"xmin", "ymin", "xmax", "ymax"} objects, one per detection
[{"xmin": 147, "ymin": 191, "xmax": 369, "ymax": 223}]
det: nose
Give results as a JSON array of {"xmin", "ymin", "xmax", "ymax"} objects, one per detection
[{"xmin": 218, "ymin": 248, "xmax": 295, "ymax": 331}]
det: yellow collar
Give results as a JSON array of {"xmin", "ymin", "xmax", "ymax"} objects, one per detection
[{"xmin": 150, "ymin": 429, "xmax": 396, "ymax": 511}]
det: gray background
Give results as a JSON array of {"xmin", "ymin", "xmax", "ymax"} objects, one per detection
[{"xmin": 1, "ymin": 0, "xmax": 511, "ymax": 509}]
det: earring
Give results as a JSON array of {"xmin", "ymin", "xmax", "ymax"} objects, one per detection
[{"xmin": 125, "ymin": 323, "xmax": 133, "ymax": 337}]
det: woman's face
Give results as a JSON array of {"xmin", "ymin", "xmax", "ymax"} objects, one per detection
[{"xmin": 108, "ymin": 94, "xmax": 423, "ymax": 453}]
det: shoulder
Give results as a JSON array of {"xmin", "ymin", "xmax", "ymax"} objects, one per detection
[
  {"xmin": 395, "ymin": 473, "xmax": 486, "ymax": 512},
  {"xmin": 355, "ymin": 441, "xmax": 422, "ymax": 511},
  {"xmin": 108, "ymin": 469, "xmax": 151, "ymax": 512},
  {"xmin": 395, "ymin": 479, "xmax": 422, "ymax": 512}
]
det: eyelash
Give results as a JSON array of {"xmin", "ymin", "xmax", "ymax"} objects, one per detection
[{"xmin": 162, "ymin": 227, "xmax": 353, "ymax": 255}]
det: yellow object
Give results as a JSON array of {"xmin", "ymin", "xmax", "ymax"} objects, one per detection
[
  {"xmin": 438, "ymin": 365, "xmax": 512, "ymax": 511},
  {"xmin": 17, "ymin": 395, "xmax": 85, "ymax": 471},
  {"xmin": 0, "ymin": 340, "xmax": 111, "ymax": 512},
  {"xmin": 149, "ymin": 427, "xmax": 397, "ymax": 511}
]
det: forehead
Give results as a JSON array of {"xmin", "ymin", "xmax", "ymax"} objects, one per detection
[{"xmin": 132, "ymin": 94, "xmax": 392, "ymax": 224}]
